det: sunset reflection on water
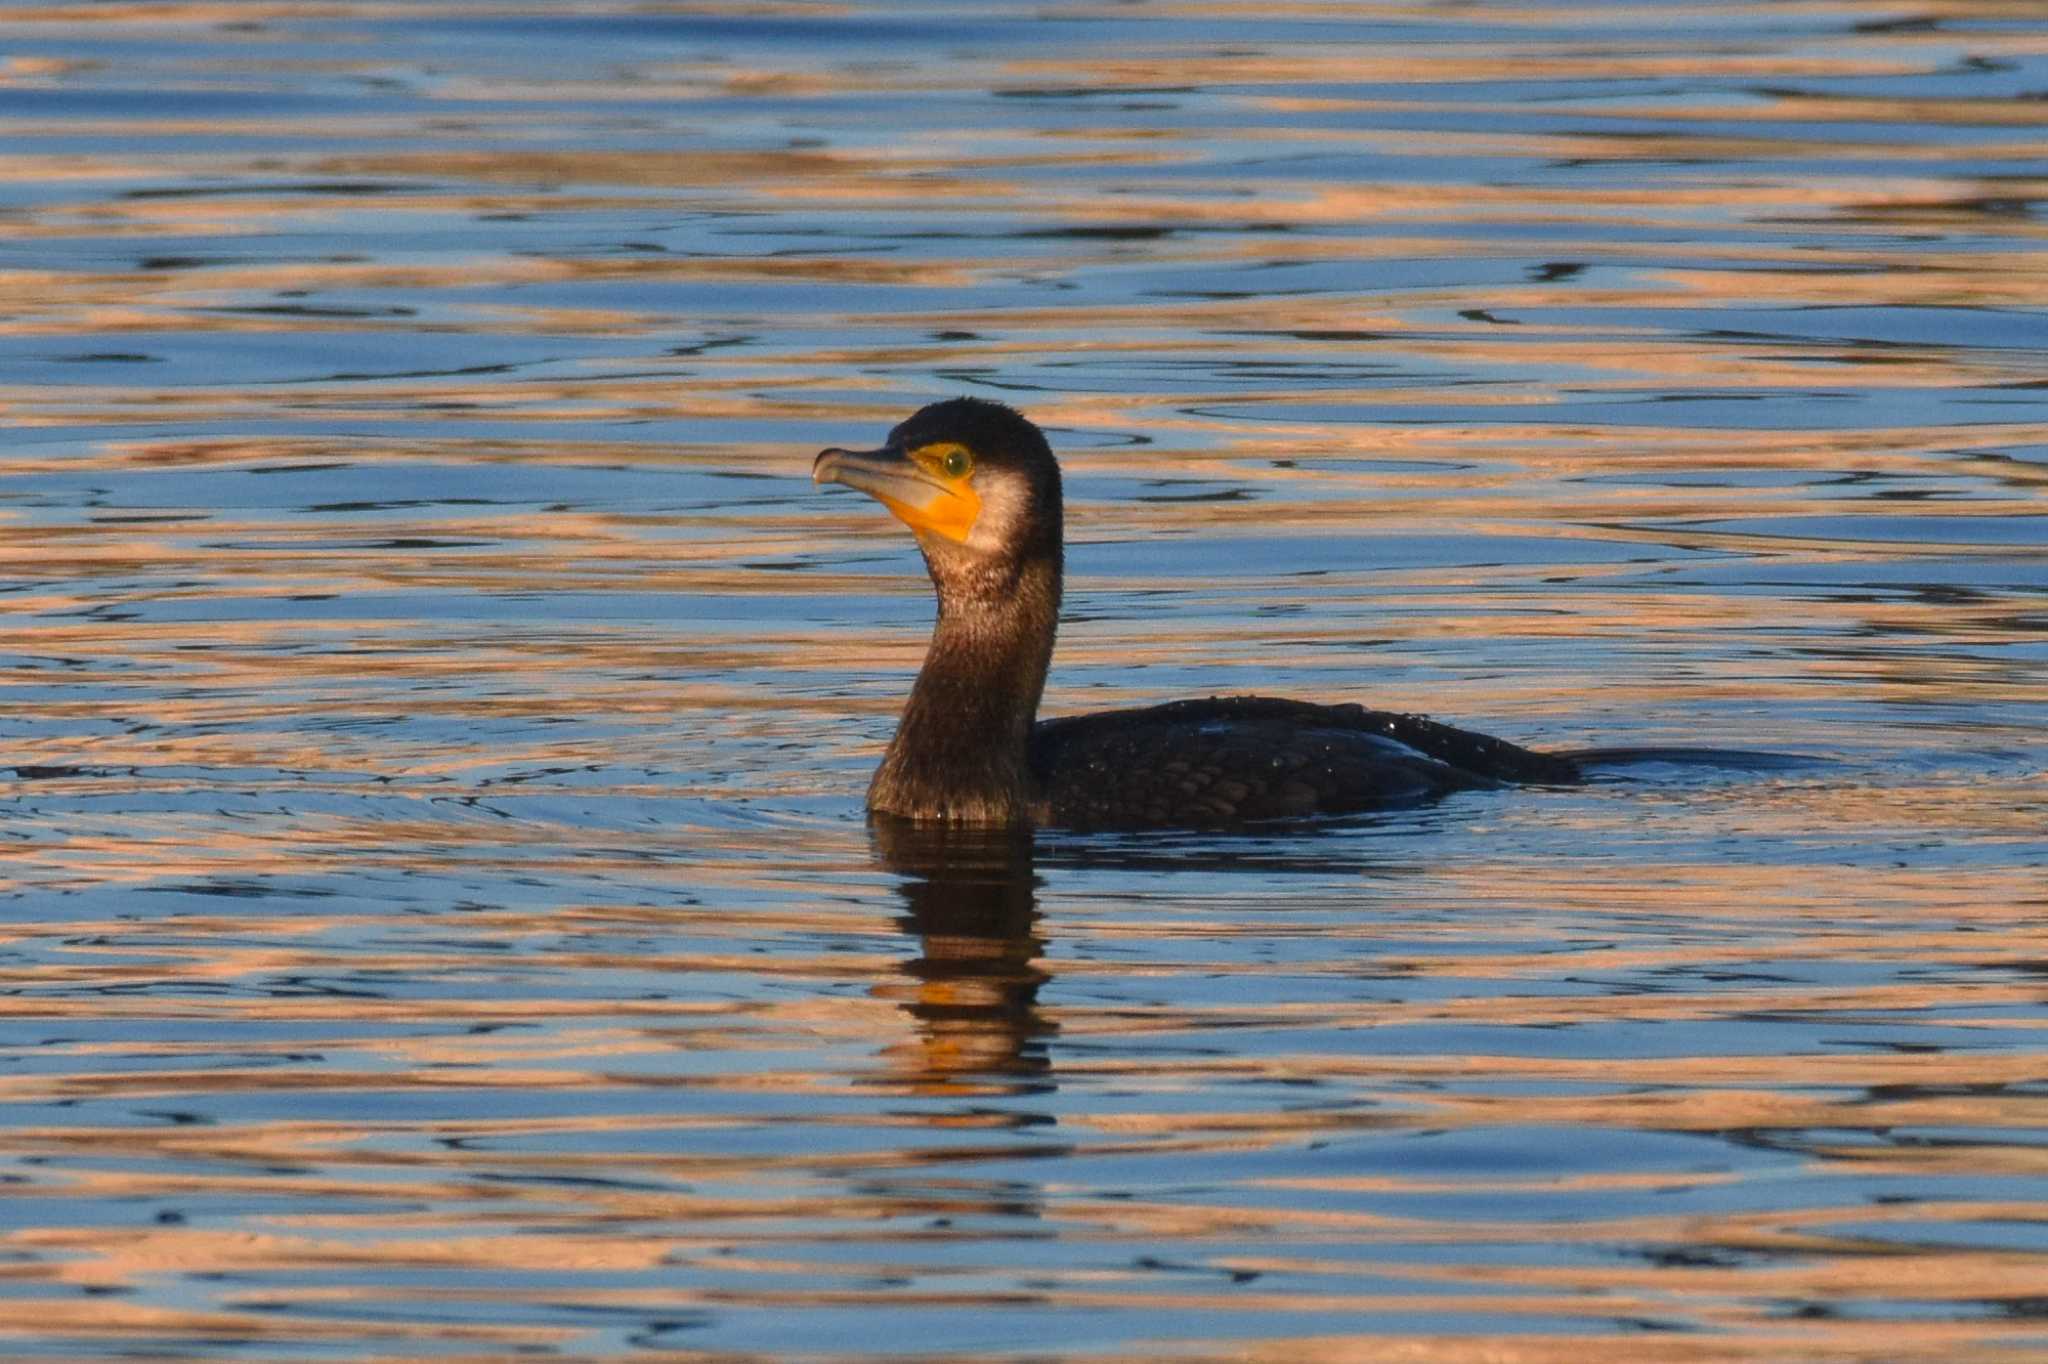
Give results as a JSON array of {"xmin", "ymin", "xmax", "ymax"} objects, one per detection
[{"xmin": 2, "ymin": 2, "xmax": 2046, "ymax": 1360}]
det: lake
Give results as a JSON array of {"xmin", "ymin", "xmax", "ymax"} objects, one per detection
[{"xmin": 2, "ymin": 2, "xmax": 2045, "ymax": 1360}]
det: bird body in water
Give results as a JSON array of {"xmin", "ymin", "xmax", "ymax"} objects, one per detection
[{"xmin": 813, "ymin": 398, "xmax": 1581, "ymax": 828}]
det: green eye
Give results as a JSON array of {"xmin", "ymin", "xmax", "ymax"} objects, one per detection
[{"xmin": 941, "ymin": 447, "xmax": 973, "ymax": 479}]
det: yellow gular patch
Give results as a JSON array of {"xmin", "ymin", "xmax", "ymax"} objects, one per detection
[{"xmin": 902, "ymin": 442, "xmax": 981, "ymax": 542}]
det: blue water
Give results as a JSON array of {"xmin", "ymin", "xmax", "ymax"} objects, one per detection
[{"xmin": 1, "ymin": 2, "xmax": 2045, "ymax": 1360}]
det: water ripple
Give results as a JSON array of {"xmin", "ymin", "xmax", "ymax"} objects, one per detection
[{"xmin": 1, "ymin": 2, "xmax": 2044, "ymax": 1360}]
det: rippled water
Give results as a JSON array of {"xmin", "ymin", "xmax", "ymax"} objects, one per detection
[{"xmin": 3, "ymin": 2, "xmax": 2046, "ymax": 1359}]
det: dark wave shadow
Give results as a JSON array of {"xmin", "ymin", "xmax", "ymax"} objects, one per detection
[{"xmin": 1559, "ymin": 746, "xmax": 1834, "ymax": 779}]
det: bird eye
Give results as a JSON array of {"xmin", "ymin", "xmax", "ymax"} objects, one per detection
[{"xmin": 942, "ymin": 447, "xmax": 973, "ymax": 479}]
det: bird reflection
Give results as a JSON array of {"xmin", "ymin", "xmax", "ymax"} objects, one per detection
[{"xmin": 866, "ymin": 819, "xmax": 1055, "ymax": 1094}]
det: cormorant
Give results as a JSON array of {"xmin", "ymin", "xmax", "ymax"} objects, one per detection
[{"xmin": 813, "ymin": 398, "xmax": 1581, "ymax": 827}]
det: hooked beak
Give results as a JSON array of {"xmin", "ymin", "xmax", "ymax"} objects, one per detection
[{"xmin": 813, "ymin": 444, "xmax": 980, "ymax": 543}]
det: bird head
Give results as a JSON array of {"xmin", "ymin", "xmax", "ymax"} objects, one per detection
[{"xmin": 813, "ymin": 397, "xmax": 1063, "ymax": 566}]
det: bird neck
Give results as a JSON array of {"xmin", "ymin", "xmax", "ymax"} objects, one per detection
[{"xmin": 869, "ymin": 552, "xmax": 1061, "ymax": 824}]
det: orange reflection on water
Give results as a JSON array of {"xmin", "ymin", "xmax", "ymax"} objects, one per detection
[{"xmin": 0, "ymin": 0, "xmax": 2043, "ymax": 1358}]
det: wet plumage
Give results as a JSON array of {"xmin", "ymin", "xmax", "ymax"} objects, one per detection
[{"xmin": 813, "ymin": 398, "xmax": 1579, "ymax": 828}]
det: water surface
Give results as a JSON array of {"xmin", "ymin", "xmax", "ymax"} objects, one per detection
[{"xmin": 2, "ymin": 2, "xmax": 2046, "ymax": 1360}]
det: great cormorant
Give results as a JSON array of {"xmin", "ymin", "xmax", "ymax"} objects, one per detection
[{"xmin": 813, "ymin": 398, "xmax": 1581, "ymax": 827}]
